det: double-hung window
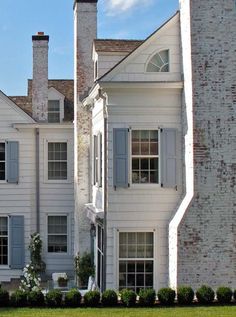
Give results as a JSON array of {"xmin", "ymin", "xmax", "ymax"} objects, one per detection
[
  {"xmin": 93, "ymin": 134, "xmax": 102, "ymax": 186},
  {"xmin": 0, "ymin": 143, "xmax": 5, "ymax": 181},
  {"xmin": 0, "ymin": 217, "xmax": 8, "ymax": 265},
  {"xmin": 132, "ymin": 130, "xmax": 159, "ymax": 184},
  {"xmin": 47, "ymin": 215, "xmax": 67, "ymax": 253},
  {"xmin": 48, "ymin": 100, "xmax": 60, "ymax": 123},
  {"xmin": 119, "ymin": 232, "xmax": 154, "ymax": 292},
  {"xmin": 48, "ymin": 142, "xmax": 67, "ymax": 180}
]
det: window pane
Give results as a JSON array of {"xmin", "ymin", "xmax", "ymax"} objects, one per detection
[
  {"xmin": 132, "ymin": 142, "xmax": 139, "ymax": 155},
  {"xmin": 150, "ymin": 170, "xmax": 158, "ymax": 184},
  {"xmin": 0, "ymin": 217, "xmax": 8, "ymax": 265},
  {"xmin": 0, "ymin": 163, "xmax": 5, "ymax": 180},
  {"xmin": 150, "ymin": 131, "xmax": 158, "ymax": 142},
  {"xmin": 119, "ymin": 232, "xmax": 127, "ymax": 244},
  {"xmin": 48, "ymin": 216, "xmax": 67, "ymax": 253},
  {"xmin": 141, "ymin": 143, "xmax": 149, "ymax": 155},
  {"xmin": 141, "ymin": 159, "xmax": 148, "ymax": 170},
  {"xmin": 128, "ymin": 233, "xmax": 136, "ymax": 244},
  {"xmin": 48, "ymin": 113, "xmax": 60, "ymax": 123},
  {"xmin": 141, "ymin": 130, "xmax": 149, "ymax": 142},
  {"xmin": 132, "ymin": 159, "xmax": 139, "ymax": 170},
  {"xmin": 132, "ymin": 171, "xmax": 139, "ymax": 184},
  {"xmin": 141, "ymin": 171, "xmax": 148, "ymax": 183},
  {"xmin": 132, "ymin": 131, "xmax": 139, "ymax": 142},
  {"xmin": 48, "ymin": 100, "xmax": 60, "ymax": 111}
]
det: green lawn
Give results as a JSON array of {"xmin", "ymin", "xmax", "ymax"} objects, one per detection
[{"xmin": 0, "ymin": 306, "xmax": 236, "ymax": 317}]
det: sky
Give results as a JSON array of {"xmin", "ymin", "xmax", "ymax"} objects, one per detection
[{"xmin": 0, "ymin": 0, "xmax": 179, "ymax": 96}]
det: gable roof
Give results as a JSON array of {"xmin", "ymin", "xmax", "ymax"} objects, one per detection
[
  {"xmin": 98, "ymin": 11, "xmax": 180, "ymax": 82},
  {"xmin": 10, "ymin": 79, "xmax": 74, "ymax": 122},
  {"xmin": 94, "ymin": 39, "xmax": 143, "ymax": 53},
  {"xmin": 0, "ymin": 90, "xmax": 35, "ymax": 123}
]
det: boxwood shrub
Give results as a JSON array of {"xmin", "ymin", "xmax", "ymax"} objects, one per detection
[
  {"xmin": 27, "ymin": 290, "xmax": 45, "ymax": 307},
  {"xmin": 10, "ymin": 290, "xmax": 28, "ymax": 307},
  {"xmin": 45, "ymin": 289, "xmax": 63, "ymax": 308},
  {"xmin": 0, "ymin": 288, "xmax": 9, "ymax": 307},
  {"xmin": 120, "ymin": 289, "xmax": 137, "ymax": 307},
  {"xmin": 216, "ymin": 286, "xmax": 232, "ymax": 304},
  {"xmin": 83, "ymin": 290, "xmax": 100, "ymax": 307},
  {"xmin": 101, "ymin": 289, "xmax": 118, "ymax": 307},
  {"xmin": 234, "ymin": 289, "xmax": 236, "ymax": 301},
  {"xmin": 138, "ymin": 289, "xmax": 156, "ymax": 307},
  {"xmin": 177, "ymin": 285, "xmax": 194, "ymax": 305},
  {"xmin": 64, "ymin": 289, "xmax": 82, "ymax": 307},
  {"xmin": 157, "ymin": 287, "xmax": 176, "ymax": 305},
  {"xmin": 196, "ymin": 285, "xmax": 214, "ymax": 304}
]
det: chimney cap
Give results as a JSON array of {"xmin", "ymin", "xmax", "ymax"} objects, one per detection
[
  {"xmin": 73, "ymin": 0, "xmax": 98, "ymax": 9},
  {"xmin": 32, "ymin": 32, "xmax": 49, "ymax": 41}
]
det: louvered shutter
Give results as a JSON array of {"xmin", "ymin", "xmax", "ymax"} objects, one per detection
[
  {"xmin": 7, "ymin": 141, "xmax": 19, "ymax": 183},
  {"xmin": 10, "ymin": 216, "xmax": 24, "ymax": 269},
  {"xmin": 161, "ymin": 129, "xmax": 177, "ymax": 188},
  {"xmin": 113, "ymin": 128, "xmax": 129, "ymax": 188}
]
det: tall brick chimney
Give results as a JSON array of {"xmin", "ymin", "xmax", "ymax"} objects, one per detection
[
  {"xmin": 170, "ymin": 0, "xmax": 236, "ymax": 289},
  {"xmin": 32, "ymin": 32, "xmax": 49, "ymax": 122},
  {"xmin": 73, "ymin": 0, "xmax": 98, "ymax": 255}
]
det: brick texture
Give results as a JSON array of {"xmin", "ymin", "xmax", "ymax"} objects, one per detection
[{"xmin": 178, "ymin": 0, "xmax": 236, "ymax": 289}]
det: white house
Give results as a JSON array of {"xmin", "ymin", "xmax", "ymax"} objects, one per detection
[
  {"xmin": 0, "ymin": 33, "xmax": 74, "ymax": 281},
  {"xmin": 74, "ymin": 0, "xmax": 236, "ymax": 292}
]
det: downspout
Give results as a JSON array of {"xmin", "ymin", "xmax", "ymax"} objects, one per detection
[
  {"xmin": 35, "ymin": 128, "xmax": 40, "ymax": 233},
  {"xmin": 99, "ymin": 88, "xmax": 108, "ymax": 292}
]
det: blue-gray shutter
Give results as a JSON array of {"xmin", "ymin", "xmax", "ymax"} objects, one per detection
[
  {"xmin": 10, "ymin": 216, "xmax": 24, "ymax": 269},
  {"xmin": 161, "ymin": 128, "xmax": 177, "ymax": 188},
  {"xmin": 7, "ymin": 141, "xmax": 19, "ymax": 183},
  {"xmin": 113, "ymin": 128, "xmax": 129, "ymax": 188}
]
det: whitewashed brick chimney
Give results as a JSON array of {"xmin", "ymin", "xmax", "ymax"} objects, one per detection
[
  {"xmin": 169, "ymin": 0, "xmax": 236, "ymax": 289},
  {"xmin": 73, "ymin": 0, "xmax": 98, "ymax": 254},
  {"xmin": 32, "ymin": 32, "xmax": 49, "ymax": 122}
]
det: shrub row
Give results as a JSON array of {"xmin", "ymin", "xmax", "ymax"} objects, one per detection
[{"xmin": 0, "ymin": 285, "xmax": 236, "ymax": 308}]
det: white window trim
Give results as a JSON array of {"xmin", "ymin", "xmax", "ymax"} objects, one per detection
[
  {"xmin": 0, "ymin": 215, "xmax": 9, "ymax": 268},
  {"xmin": 44, "ymin": 139, "xmax": 72, "ymax": 184},
  {"xmin": 46, "ymin": 213, "xmax": 71, "ymax": 256},
  {"xmin": 114, "ymin": 228, "xmax": 158, "ymax": 291},
  {"xmin": 129, "ymin": 128, "xmax": 161, "ymax": 188}
]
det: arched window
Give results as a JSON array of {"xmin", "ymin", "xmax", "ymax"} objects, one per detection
[{"xmin": 146, "ymin": 50, "xmax": 169, "ymax": 72}]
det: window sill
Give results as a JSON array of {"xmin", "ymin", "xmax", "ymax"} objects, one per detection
[
  {"xmin": 47, "ymin": 252, "xmax": 70, "ymax": 257},
  {"xmin": 44, "ymin": 179, "xmax": 72, "ymax": 184},
  {"xmin": 0, "ymin": 265, "xmax": 10, "ymax": 269},
  {"xmin": 130, "ymin": 183, "xmax": 161, "ymax": 190}
]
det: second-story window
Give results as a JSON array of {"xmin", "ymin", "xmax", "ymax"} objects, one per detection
[
  {"xmin": 48, "ymin": 142, "xmax": 67, "ymax": 180},
  {"xmin": 48, "ymin": 100, "xmax": 60, "ymax": 123},
  {"xmin": 0, "ymin": 143, "xmax": 5, "ymax": 181},
  {"xmin": 132, "ymin": 130, "xmax": 159, "ymax": 184}
]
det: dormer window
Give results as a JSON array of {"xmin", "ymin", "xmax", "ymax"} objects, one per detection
[
  {"xmin": 48, "ymin": 100, "xmax": 60, "ymax": 123},
  {"xmin": 146, "ymin": 50, "xmax": 169, "ymax": 72},
  {"xmin": 48, "ymin": 87, "xmax": 65, "ymax": 123}
]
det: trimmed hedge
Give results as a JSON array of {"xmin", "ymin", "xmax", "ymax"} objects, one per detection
[
  {"xmin": 0, "ymin": 288, "xmax": 9, "ymax": 307},
  {"xmin": 64, "ymin": 289, "xmax": 82, "ymax": 307},
  {"xmin": 83, "ymin": 290, "xmax": 100, "ymax": 307},
  {"xmin": 101, "ymin": 289, "xmax": 118, "ymax": 307},
  {"xmin": 27, "ymin": 290, "xmax": 45, "ymax": 307},
  {"xmin": 196, "ymin": 285, "xmax": 215, "ymax": 304},
  {"xmin": 177, "ymin": 286, "xmax": 194, "ymax": 305},
  {"xmin": 120, "ymin": 289, "xmax": 137, "ymax": 307},
  {"xmin": 216, "ymin": 287, "xmax": 232, "ymax": 304},
  {"xmin": 10, "ymin": 290, "xmax": 28, "ymax": 307},
  {"xmin": 157, "ymin": 287, "xmax": 176, "ymax": 305},
  {"xmin": 45, "ymin": 289, "xmax": 63, "ymax": 308},
  {"xmin": 139, "ymin": 289, "xmax": 156, "ymax": 307}
]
